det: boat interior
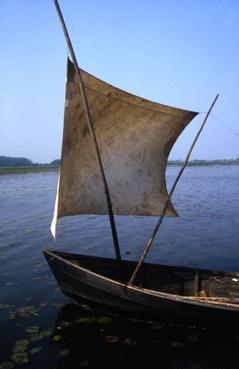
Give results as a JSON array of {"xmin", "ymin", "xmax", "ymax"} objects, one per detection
[{"xmin": 51, "ymin": 250, "xmax": 239, "ymax": 301}]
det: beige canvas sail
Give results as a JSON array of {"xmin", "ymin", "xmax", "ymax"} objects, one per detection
[{"xmin": 51, "ymin": 58, "xmax": 198, "ymax": 237}]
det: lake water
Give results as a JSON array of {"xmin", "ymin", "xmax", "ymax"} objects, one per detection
[{"xmin": 0, "ymin": 165, "xmax": 239, "ymax": 368}]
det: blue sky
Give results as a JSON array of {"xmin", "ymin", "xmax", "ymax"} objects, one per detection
[{"xmin": 1, "ymin": 0, "xmax": 239, "ymax": 162}]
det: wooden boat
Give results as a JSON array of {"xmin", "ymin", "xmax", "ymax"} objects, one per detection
[
  {"xmin": 44, "ymin": 249, "xmax": 239, "ymax": 326},
  {"xmin": 44, "ymin": 1, "xmax": 239, "ymax": 327}
]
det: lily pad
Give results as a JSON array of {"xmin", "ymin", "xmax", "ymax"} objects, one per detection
[
  {"xmin": 122, "ymin": 338, "xmax": 136, "ymax": 346},
  {"xmin": 52, "ymin": 335, "xmax": 62, "ymax": 342},
  {"xmin": 187, "ymin": 334, "xmax": 199, "ymax": 343},
  {"xmin": 39, "ymin": 302, "xmax": 49, "ymax": 308},
  {"xmin": 58, "ymin": 348, "xmax": 69, "ymax": 356},
  {"xmin": 30, "ymin": 347, "xmax": 42, "ymax": 355},
  {"xmin": 151, "ymin": 322, "xmax": 163, "ymax": 330},
  {"xmin": 12, "ymin": 339, "xmax": 29, "ymax": 354},
  {"xmin": 26, "ymin": 326, "xmax": 40, "ymax": 334},
  {"xmin": 5, "ymin": 282, "xmax": 13, "ymax": 286},
  {"xmin": 97, "ymin": 316, "xmax": 112, "ymax": 325},
  {"xmin": 52, "ymin": 302, "xmax": 64, "ymax": 308},
  {"xmin": 18, "ymin": 306, "xmax": 39, "ymax": 317},
  {"xmin": 12, "ymin": 346, "xmax": 27, "ymax": 354},
  {"xmin": 0, "ymin": 304, "xmax": 14, "ymax": 310},
  {"xmin": 29, "ymin": 330, "xmax": 51, "ymax": 342},
  {"xmin": 0, "ymin": 362, "xmax": 14, "ymax": 369},
  {"xmin": 104, "ymin": 335, "xmax": 120, "ymax": 343},
  {"xmin": 30, "ymin": 335, "xmax": 42, "ymax": 342},
  {"xmin": 15, "ymin": 339, "xmax": 29, "ymax": 346},
  {"xmin": 58, "ymin": 320, "xmax": 73, "ymax": 328},
  {"xmin": 171, "ymin": 341, "xmax": 184, "ymax": 349},
  {"xmin": 75, "ymin": 317, "xmax": 95, "ymax": 324},
  {"xmin": 40, "ymin": 329, "xmax": 53, "ymax": 337},
  {"xmin": 49, "ymin": 281, "xmax": 56, "ymax": 286},
  {"xmin": 6, "ymin": 311, "xmax": 17, "ymax": 320},
  {"xmin": 11, "ymin": 352, "xmax": 28, "ymax": 364},
  {"xmin": 79, "ymin": 360, "xmax": 90, "ymax": 367}
]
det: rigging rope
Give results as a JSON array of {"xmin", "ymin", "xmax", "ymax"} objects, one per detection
[
  {"xmin": 211, "ymin": 113, "xmax": 239, "ymax": 137},
  {"xmin": 199, "ymin": 112, "xmax": 239, "ymax": 137}
]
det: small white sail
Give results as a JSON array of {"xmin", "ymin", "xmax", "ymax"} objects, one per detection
[{"xmin": 51, "ymin": 58, "xmax": 198, "ymax": 236}]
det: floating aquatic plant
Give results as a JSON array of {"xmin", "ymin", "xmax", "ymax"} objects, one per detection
[
  {"xmin": 51, "ymin": 302, "xmax": 64, "ymax": 308},
  {"xmin": 11, "ymin": 352, "xmax": 28, "ymax": 365},
  {"xmin": 29, "ymin": 329, "xmax": 53, "ymax": 342},
  {"xmin": 58, "ymin": 319, "xmax": 73, "ymax": 328},
  {"xmin": 15, "ymin": 339, "xmax": 29, "ymax": 347},
  {"xmin": 39, "ymin": 301, "xmax": 49, "ymax": 308},
  {"xmin": 5, "ymin": 306, "xmax": 41, "ymax": 320},
  {"xmin": 12, "ymin": 345, "xmax": 27, "ymax": 354},
  {"xmin": 49, "ymin": 281, "xmax": 57, "ymax": 286},
  {"xmin": 151, "ymin": 322, "xmax": 163, "ymax": 330},
  {"xmin": 0, "ymin": 362, "xmax": 14, "ymax": 369},
  {"xmin": 15, "ymin": 338, "xmax": 30, "ymax": 346},
  {"xmin": 32, "ymin": 276, "xmax": 43, "ymax": 281},
  {"xmin": 79, "ymin": 360, "xmax": 90, "ymax": 367},
  {"xmin": 30, "ymin": 347, "xmax": 42, "ymax": 355},
  {"xmin": 58, "ymin": 348, "xmax": 69, "ymax": 356},
  {"xmin": 13, "ymin": 339, "xmax": 30, "ymax": 354},
  {"xmin": 75, "ymin": 316, "xmax": 95, "ymax": 324},
  {"xmin": 122, "ymin": 338, "xmax": 136, "ymax": 347},
  {"xmin": 0, "ymin": 304, "xmax": 14, "ymax": 310},
  {"xmin": 26, "ymin": 326, "xmax": 40, "ymax": 334},
  {"xmin": 97, "ymin": 316, "xmax": 112, "ymax": 325},
  {"xmin": 52, "ymin": 335, "xmax": 62, "ymax": 342},
  {"xmin": 6, "ymin": 311, "xmax": 17, "ymax": 320},
  {"xmin": 17, "ymin": 306, "xmax": 39, "ymax": 317},
  {"xmin": 171, "ymin": 341, "xmax": 184, "ymax": 349},
  {"xmin": 104, "ymin": 335, "xmax": 120, "ymax": 343},
  {"xmin": 187, "ymin": 334, "xmax": 199, "ymax": 343}
]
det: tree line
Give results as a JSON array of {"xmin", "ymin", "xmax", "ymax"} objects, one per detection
[{"xmin": 0, "ymin": 156, "xmax": 60, "ymax": 167}]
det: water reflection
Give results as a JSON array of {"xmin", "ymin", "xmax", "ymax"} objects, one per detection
[
  {"xmin": 52, "ymin": 302, "xmax": 239, "ymax": 369},
  {"xmin": 1, "ymin": 167, "xmax": 239, "ymax": 368}
]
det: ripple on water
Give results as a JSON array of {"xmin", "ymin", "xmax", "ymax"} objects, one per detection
[{"xmin": 0, "ymin": 166, "xmax": 239, "ymax": 368}]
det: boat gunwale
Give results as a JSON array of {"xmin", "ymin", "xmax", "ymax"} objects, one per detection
[{"xmin": 43, "ymin": 249, "xmax": 239, "ymax": 311}]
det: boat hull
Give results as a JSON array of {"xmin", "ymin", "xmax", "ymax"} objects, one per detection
[{"xmin": 43, "ymin": 249, "xmax": 239, "ymax": 327}]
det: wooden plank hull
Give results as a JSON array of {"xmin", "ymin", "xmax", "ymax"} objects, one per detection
[{"xmin": 43, "ymin": 249, "xmax": 239, "ymax": 327}]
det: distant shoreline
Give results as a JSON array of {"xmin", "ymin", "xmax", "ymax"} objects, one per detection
[
  {"xmin": 0, "ymin": 165, "xmax": 59, "ymax": 175},
  {"xmin": 167, "ymin": 159, "xmax": 239, "ymax": 167},
  {"xmin": 0, "ymin": 160, "xmax": 239, "ymax": 175}
]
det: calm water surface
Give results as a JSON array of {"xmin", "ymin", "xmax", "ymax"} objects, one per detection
[{"xmin": 0, "ymin": 165, "xmax": 239, "ymax": 368}]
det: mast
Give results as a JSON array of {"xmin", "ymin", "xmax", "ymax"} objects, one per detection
[
  {"xmin": 53, "ymin": 0, "xmax": 121, "ymax": 262},
  {"xmin": 128, "ymin": 94, "xmax": 219, "ymax": 286}
]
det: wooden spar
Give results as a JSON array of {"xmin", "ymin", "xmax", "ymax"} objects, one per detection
[
  {"xmin": 53, "ymin": 0, "xmax": 121, "ymax": 262},
  {"xmin": 128, "ymin": 94, "xmax": 219, "ymax": 286}
]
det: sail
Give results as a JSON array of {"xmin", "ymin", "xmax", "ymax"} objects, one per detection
[{"xmin": 52, "ymin": 58, "xmax": 198, "ymax": 235}]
